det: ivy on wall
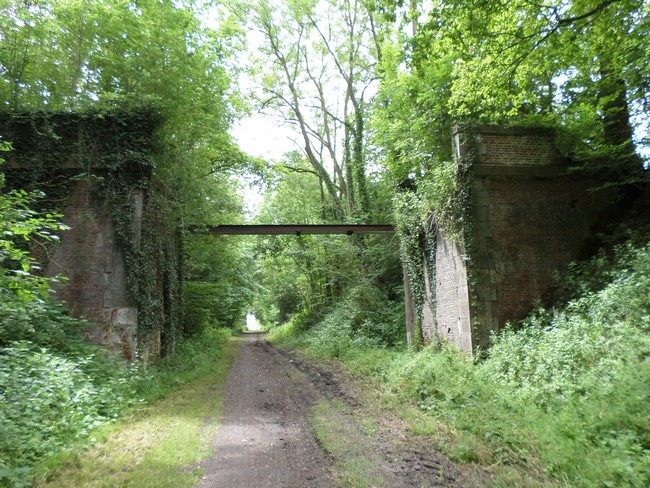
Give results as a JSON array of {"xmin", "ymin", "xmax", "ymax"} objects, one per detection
[
  {"xmin": 392, "ymin": 123, "xmax": 480, "ymax": 344},
  {"xmin": 0, "ymin": 109, "xmax": 183, "ymax": 361}
]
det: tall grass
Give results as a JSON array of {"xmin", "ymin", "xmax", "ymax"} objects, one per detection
[{"xmin": 271, "ymin": 239, "xmax": 650, "ymax": 487}]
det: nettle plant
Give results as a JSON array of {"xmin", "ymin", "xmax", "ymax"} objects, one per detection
[{"xmin": 0, "ymin": 141, "xmax": 70, "ymax": 345}]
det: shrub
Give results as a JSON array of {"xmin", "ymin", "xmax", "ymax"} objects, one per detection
[
  {"xmin": 484, "ymin": 242, "xmax": 650, "ymax": 408},
  {"xmin": 0, "ymin": 345, "xmax": 110, "ymax": 485},
  {"xmin": 0, "ymin": 325, "xmax": 232, "ymax": 487}
]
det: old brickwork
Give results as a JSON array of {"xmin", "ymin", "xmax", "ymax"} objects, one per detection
[
  {"xmin": 428, "ymin": 125, "xmax": 612, "ymax": 353},
  {"xmin": 1, "ymin": 111, "xmax": 179, "ymax": 361},
  {"xmin": 45, "ymin": 180, "xmax": 139, "ymax": 359}
]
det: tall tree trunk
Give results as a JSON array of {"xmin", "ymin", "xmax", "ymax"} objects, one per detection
[
  {"xmin": 344, "ymin": 106, "xmax": 356, "ymax": 214},
  {"xmin": 353, "ymin": 106, "xmax": 370, "ymax": 221},
  {"xmin": 598, "ymin": 58, "xmax": 643, "ymax": 180}
]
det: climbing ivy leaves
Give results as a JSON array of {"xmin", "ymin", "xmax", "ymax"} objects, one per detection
[{"xmin": 0, "ymin": 1, "xmax": 255, "ymax": 347}]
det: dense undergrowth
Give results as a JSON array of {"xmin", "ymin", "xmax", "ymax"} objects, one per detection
[
  {"xmin": 0, "ymin": 325, "xmax": 230, "ymax": 487},
  {"xmin": 270, "ymin": 234, "xmax": 650, "ymax": 487},
  {"xmin": 1, "ymin": 155, "xmax": 234, "ymax": 486}
]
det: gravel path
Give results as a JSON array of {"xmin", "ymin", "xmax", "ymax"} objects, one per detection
[
  {"xmin": 196, "ymin": 333, "xmax": 491, "ymax": 488},
  {"xmin": 195, "ymin": 333, "xmax": 333, "ymax": 488}
]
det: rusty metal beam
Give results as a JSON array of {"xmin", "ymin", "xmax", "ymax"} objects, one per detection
[{"xmin": 192, "ymin": 224, "xmax": 395, "ymax": 235}]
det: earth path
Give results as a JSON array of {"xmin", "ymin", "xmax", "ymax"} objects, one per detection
[
  {"xmin": 196, "ymin": 333, "xmax": 332, "ymax": 488},
  {"xmin": 196, "ymin": 333, "xmax": 490, "ymax": 487}
]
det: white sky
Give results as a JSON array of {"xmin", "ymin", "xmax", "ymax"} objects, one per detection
[
  {"xmin": 230, "ymin": 113, "xmax": 297, "ymax": 218},
  {"xmin": 230, "ymin": 112, "xmax": 296, "ymax": 161}
]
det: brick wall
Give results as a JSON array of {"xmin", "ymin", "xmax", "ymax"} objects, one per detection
[
  {"xmin": 478, "ymin": 126, "xmax": 564, "ymax": 166},
  {"xmin": 46, "ymin": 180, "xmax": 138, "ymax": 359},
  {"xmin": 0, "ymin": 111, "xmax": 169, "ymax": 361},
  {"xmin": 428, "ymin": 125, "xmax": 613, "ymax": 353}
]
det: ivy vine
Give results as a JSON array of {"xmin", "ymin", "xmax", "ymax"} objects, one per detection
[
  {"xmin": 0, "ymin": 109, "xmax": 183, "ymax": 362},
  {"xmin": 393, "ymin": 123, "xmax": 480, "ymax": 344}
]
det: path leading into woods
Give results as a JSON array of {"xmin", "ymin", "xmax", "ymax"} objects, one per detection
[
  {"xmin": 196, "ymin": 333, "xmax": 489, "ymax": 487},
  {"xmin": 195, "ymin": 333, "xmax": 331, "ymax": 487}
]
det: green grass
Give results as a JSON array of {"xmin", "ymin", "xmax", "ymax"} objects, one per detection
[
  {"xmin": 270, "ymin": 239, "xmax": 650, "ymax": 487},
  {"xmin": 310, "ymin": 399, "xmax": 388, "ymax": 487},
  {"xmin": 33, "ymin": 338, "xmax": 239, "ymax": 487}
]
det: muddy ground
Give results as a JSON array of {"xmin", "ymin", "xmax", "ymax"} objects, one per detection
[{"xmin": 196, "ymin": 333, "xmax": 491, "ymax": 487}]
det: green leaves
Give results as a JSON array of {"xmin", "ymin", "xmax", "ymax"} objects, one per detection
[
  {"xmin": 0, "ymin": 344, "xmax": 106, "ymax": 483},
  {"xmin": 0, "ymin": 160, "xmax": 71, "ymax": 345},
  {"xmin": 374, "ymin": 0, "xmax": 649, "ymax": 194}
]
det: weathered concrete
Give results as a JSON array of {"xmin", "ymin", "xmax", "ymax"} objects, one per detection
[{"xmin": 432, "ymin": 237, "xmax": 472, "ymax": 351}]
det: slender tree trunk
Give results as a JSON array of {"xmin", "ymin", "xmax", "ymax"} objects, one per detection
[
  {"xmin": 353, "ymin": 107, "xmax": 370, "ymax": 221},
  {"xmin": 344, "ymin": 111, "xmax": 356, "ymax": 214},
  {"xmin": 260, "ymin": 15, "xmax": 345, "ymax": 219}
]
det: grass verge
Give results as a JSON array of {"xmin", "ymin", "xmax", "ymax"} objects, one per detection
[
  {"xmin": 33, "ymin": 338, "xmax": 239, "ymax": 487},
  {"xmin": 310, "ymin": 399, "xmax": 388, "ymax": 487}
]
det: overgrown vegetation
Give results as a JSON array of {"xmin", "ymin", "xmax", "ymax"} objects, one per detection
[
  {"xmin": 0, "ymin": 2, "xmax": 250, "ymax": 486},
  {"xmin": 32, "ymin": 331, "xmax": 236, "ymax": 488},
  {"xmin": 0, "ymin": 300, "xmax": 231, "ymax": 486},
  {"xmin": 251, "ymin": 162, "xmax": 405, "ymax": 350},
  {"xmin": 271, "ymin": 233, "xmax": 650, "ymax": 487},
  {"xmin": 1, "ymin": 0, "xmax": 649, "ymax": 486},
  {"xmin": 0, "ymin": 184, "xmax": 233, "ymax": 485},
  {"xmin": 0, "ymin": 135, "xmax": 244, "ymax": 483}
]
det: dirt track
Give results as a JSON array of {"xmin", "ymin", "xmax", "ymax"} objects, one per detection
[
  {"xmin": 196, "ymin": 333, "xmax": 490, "ymax": 487},
  {"xmin": 196, "ymin": 333, "xmax": 332, "ymax": 487}
]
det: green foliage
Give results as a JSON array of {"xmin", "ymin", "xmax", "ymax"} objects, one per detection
[
  {"xmin": 253, "ymin": 155, "xmax": 403, "ymax": 334},
  {"xmin": 0, "ymin": 2, "xmax": 249, "ymax": 484},
  {"xmin": 397, "ymin": 239, "xmax": 649, "ymax": 486},
  {"xmin": 0, "ymin": 327, "xmax": 231, "ymax": 487},
  {"xmin": 0, "ymin": 0, "xmax": 247, "ymax": 221},
  {"xmin": 0, "ymin": 125, "xmax": 235, "ymax": 485},
  {"xmin": 484, "ymin": 240, "xmax": 650, "ymax": 407},
  {"xmin": 555, "ymin": 228, "xmax": 650, "ymax": 302},
  {"xmin": 371, "ymin": 32, "xmax": 456, "ymax": 185},
  {"xmin": 373, "ymin": 1, "xmax": 649, "ymax": 314},
  {"xmin": 0, "ymin": 109, "xmax": 188, "ymax": 359},
  {"xmin": 393, "ymin": 190, "xmax": 427, "ymax": 320},
  {"xmin": 183, "ymin": 229, "xmax": 255, "ymax": 335},
  {"xmin": 129, "ymin": 326, "xmax": 231, "ymax": 403},
  {"xmin": 0, "ymin": 148, "xmax": 71, "ymax": 346},
  {"xmin": 0, "ymin": 343, "xmax": 137, "ymax": 487},
  {"xmin": 0, "ymin": 0, "xmax": 252, "ymax": 353},
  {"xmin": 0, "ymin": 345, "xmax": 96, "ymax": 481},
  {"xmin": 277, "ymin": 234, "xmax": 650, "ymax": 487},
  {"xmin": 373, "ymin": 0, "xmax": 649, "ymax": 184},
  {"xmin": 271, "ymin": 282, "xmax": 406, "ymax": 359}
]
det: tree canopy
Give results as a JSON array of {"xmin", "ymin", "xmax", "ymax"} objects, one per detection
[{"xmin": 373, "ymin": 0, "xmax": 649, "ymax": 188}]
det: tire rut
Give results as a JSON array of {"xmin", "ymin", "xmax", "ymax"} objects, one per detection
[
  {"xmin": 195, "ymin": 333, "xmax": 332, "ymax": 488},
  {"xmin": 275, "ymin": 346, "xmax": 493, "ymax": 487},
  {"xmin": 197, "ymin": 335, "xmax": 491, "ymax": 487}
]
